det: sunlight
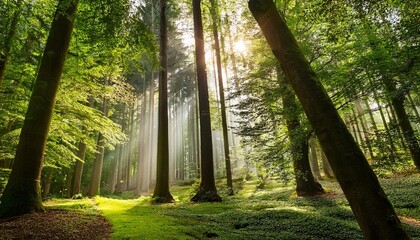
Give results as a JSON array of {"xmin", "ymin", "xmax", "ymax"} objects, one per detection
[
  {"xmin": 182, "ymin": 34, "xmax": 195, "ymax": 47},
  {"xmin": 234, "ymin": 40, "xmax": 247, "ymax": 54}
]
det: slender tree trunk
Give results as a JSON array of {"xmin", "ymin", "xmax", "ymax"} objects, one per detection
[
  {"xmin": 385, "ymin": 83, "xmax": 420, "ymax": 168},
  {"xmin": 136, "ymin": 86, "xmax": 147, "ymax": 195},
  {"xmin": 0, "ymin": 0, "xmax": 23, "ymax": 88},
  {"xmin": 71, "ymin": 141, "xmax": 87, "ymax": 196},
  {"xmin": 249, "ymin": 1, "xmax": 409, "ymax": 239},
  {"xmin": 364, "ymin": 99, "xmax": 379, "ymax": 132},
  {"xmin": 210, "ymin": 0, "xmax": 234, "ymax": 195},
  {"xmin": 374, "ymin": 91, "xmax": 396, "ymax": 154},
  {"xmin": 278, "ymin": 68, "xmax": 324, "ymax": 196},
  {"xmin": 0, "ymin": 0, "xmax": 78, "ymax": 218},
  {"xmin": 407, "ymin": 94, "xmax": 420, "ymax": 121},
  {"xmin": 191, "ymin": 0, "xmax": 221, "ymax": 202},
  {"xmin": 42, "ymin": 170, "xmax": 53, "ymax": 199},
  {"xmin": 308, "ymin": 138, "xmax": 322, "ymax": 180},
  {"xmin": 355, "ymin": 99, "xmax": 375, "ymax": 160},
  {"xmin": 88, "ymin": 78, "xmax": 109, "ymax": 197},
  {"xmin": 153, "ymin": 0, "xmax": 174, "ymax": 203},
  {"xmin": 321, "ymin": 151, "xmax": 334, "ymax": 178},
  {"xmin": 387, "ymin": 102, "xmax": 408, "ymax": 150}
]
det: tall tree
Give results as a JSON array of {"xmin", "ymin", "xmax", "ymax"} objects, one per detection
[
  {"xmin": 153, "ymin": 0, "xmax": 174, "ymax": 203},
  {"xmin": 209, "ymin": 0, "xmax": 233, "ymax": 195},
  {"xmin": 248, "ymin": 0, "xmax": 409, "ymax": 239},
  {"xmin": 277, "ymin": 67, "xmax": 324, "ymax": 196},
  {"xmin": 87, "ymin": 77, "xmax": 109, "ymax": 197},
  {"xmin": 0, "ymin": 0, "xmax": 79, "ymax": 218},
  {"xmin": 191, "ymin": 0, "xmax": 221, "ymax": 202}
]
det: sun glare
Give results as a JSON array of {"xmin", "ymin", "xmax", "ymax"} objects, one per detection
[{"xmin": 233, "ymin": 40, "xmax": 247, "ymax": 54}]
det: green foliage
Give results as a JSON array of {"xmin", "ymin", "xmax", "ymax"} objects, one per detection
[{"xmin": 0, "ymin": 168, "xmax": 11, "ymax": 195}]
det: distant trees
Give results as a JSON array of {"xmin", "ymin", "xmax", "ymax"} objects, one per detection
[
  {"xmin": 0, "ymin": 0, "xmax": 79, "ymax": 218},
  {"xmin": 249, "ymin": 0, "xmax": 409, "ymax": 239}
]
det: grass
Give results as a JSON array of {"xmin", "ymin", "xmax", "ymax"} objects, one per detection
[{"xmin": 45, "ymin": 173, "xmax": 420, "ymax": 239}]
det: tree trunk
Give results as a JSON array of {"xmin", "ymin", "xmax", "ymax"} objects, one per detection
[
  {"xmin": 278, "ymin": 68, "xmax": 324, "ymax": 196},
  {"xmin": 354, "ymin": 99, "xmax": 375, "ymax": 160},
  {"xmin": 136, "ymin": 85, "xmax": 148, "ymax": 196},
  {"xmin": 71, "ymin": 140, "xmax": 87, "ymax": 197},
  {"xmin": 42, "ymin": 170, "xmax": 52, "ymax": 199},
  {"xmin": 0, "ymin": 0, "xmax": 78, "ymax": 218},
  {"xmin": 210, "ymin": 0, "xmax": 234, "ymax": 195},
  {"xmin": 153, "ymin": 0, "xmax": 174, "ymax": 203},
  {"xmin": 407, "ymin": 94, "xmax": 420, "ymax": 122},
  {"xmin": 384, "ymin": 80, "xmax": 420, "ymax": 168},
  {"xmin": 248, "ymin": 1, "xmax": 409, "ymax": 239},
  {"xmin": 374, "ymin": 91, "xmax": 396, "ymax": 154},
  {"xmin": 191, "ymin": 0, "xmax": 221, "ymax": 202},
  {"xmin": 321, "ymin": 151, "xmax": 334, "ymax": 178},
  {"xmin": 351, "ymin": 107, "xmax": 366, "ymax": 155},
  {"xmin": 308, "ymin": 138, "xmax": 322, "ymax": 180},
  {"xmin": 88, "ymin": 79, "xmax": 109, "ymax": 197}
]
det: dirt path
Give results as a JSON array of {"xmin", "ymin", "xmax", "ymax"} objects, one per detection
[{"xmin": 0, "ymin": 209, "xmax": 112, "ymax": 240}]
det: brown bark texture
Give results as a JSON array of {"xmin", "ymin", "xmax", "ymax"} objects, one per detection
[
  {"xmin": 210, "ymin": 0, "xmax": 234, "ymax": 195},
  {"xmin": 278, "ymin": 68, "xmax": 324, "ymax": 196},
  {"xmin": 248, "ymin": 0, "xmax": 410, "ymax": 239},
  {"xmin": 191, "ymin": 0, "xmax": 221, "ymax": 202},
  {"xmin": 0, "ymin": 0, "xmax": 79, "ymax": 218},
  {"xmin": 153, "ymin": 0, "xmax": 174, "ymax": 203},
  {"xmin": 71, "ymin": 141, "xmax": 87, "ymax": 196}
]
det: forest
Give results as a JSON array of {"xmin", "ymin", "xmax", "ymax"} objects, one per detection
[{"xmin": 0, "ymin": 0, "xmax": 419, "ymax": 239}]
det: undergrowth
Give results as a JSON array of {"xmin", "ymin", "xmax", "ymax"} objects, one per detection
[{"xmin": 45, "ymin": 173, "xmax": 420, "ymax": 239}]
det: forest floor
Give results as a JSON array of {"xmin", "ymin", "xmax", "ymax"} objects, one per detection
[
  {"xmin": 0, "ymin": 173, "xmax": 419, "ymax": 240},
  {"xmin": 0, "ymin": 208, "xmax": 111, "ymax": 239}
]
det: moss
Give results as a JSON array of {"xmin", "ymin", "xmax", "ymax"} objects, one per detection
[{"xmin": 0, "ymin": 179, "xmax": 45, "ymax": 218}]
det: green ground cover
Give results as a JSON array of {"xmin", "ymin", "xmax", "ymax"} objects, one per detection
[{"xmin": 46, "ymin": 174, "xmax": 420, "ymax": 239}]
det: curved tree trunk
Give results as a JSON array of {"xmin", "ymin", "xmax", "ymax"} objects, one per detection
[
  {"xmin": 153, "ymin": 0, "xmax": 174, "ymax": 203},
  {"xmin": 0, "ymin": 0, "xmax": 79, "ymax": 218},
  {"xmin": 248, "ymin": 1, "xmax": 409, "ymax": 239},
  {"xmin": 191, "ymin": 0, "xmax": 221, "ymax": 202}
]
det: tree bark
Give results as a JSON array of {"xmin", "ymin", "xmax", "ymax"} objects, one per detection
[
  {"xmin": 0, "ymin": 0, "xmax": 78, "ymax": 218},
  {"xmin": 153, "ymin": 0, "xmax": 174, "ymax": 203},
  {"xmin": 248, "ymin": 1, "xmax": 409, "ymax": 239},
  {"xmin": 278, "ymin": 67, "xmax": 324, "ymax": 196},
  {"xmin": 71, "ymin": 141, "xmax": 87, "ymax": 196},
  {"xmin": 88, "ymin": 79, "xmax": 109, "ymax": 197},
  {"xmin": 384, "ymin": 79, "xmax": 420, "ymax": 168},
  {"xmin": 210, "ymin": 0, "xmax": 234, "ymax": 195},
  {"xmin": 191, "ymin": 0, "xmax": 221, "ymax": 202},
  {"xmin": 321, "ymin": 151, "xmax": 334, "ymax": 178}
]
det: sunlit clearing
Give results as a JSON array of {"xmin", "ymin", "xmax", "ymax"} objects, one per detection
[{"xmin": 234, "ymin": 40, "xmax": 247, "ymax": 54}]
